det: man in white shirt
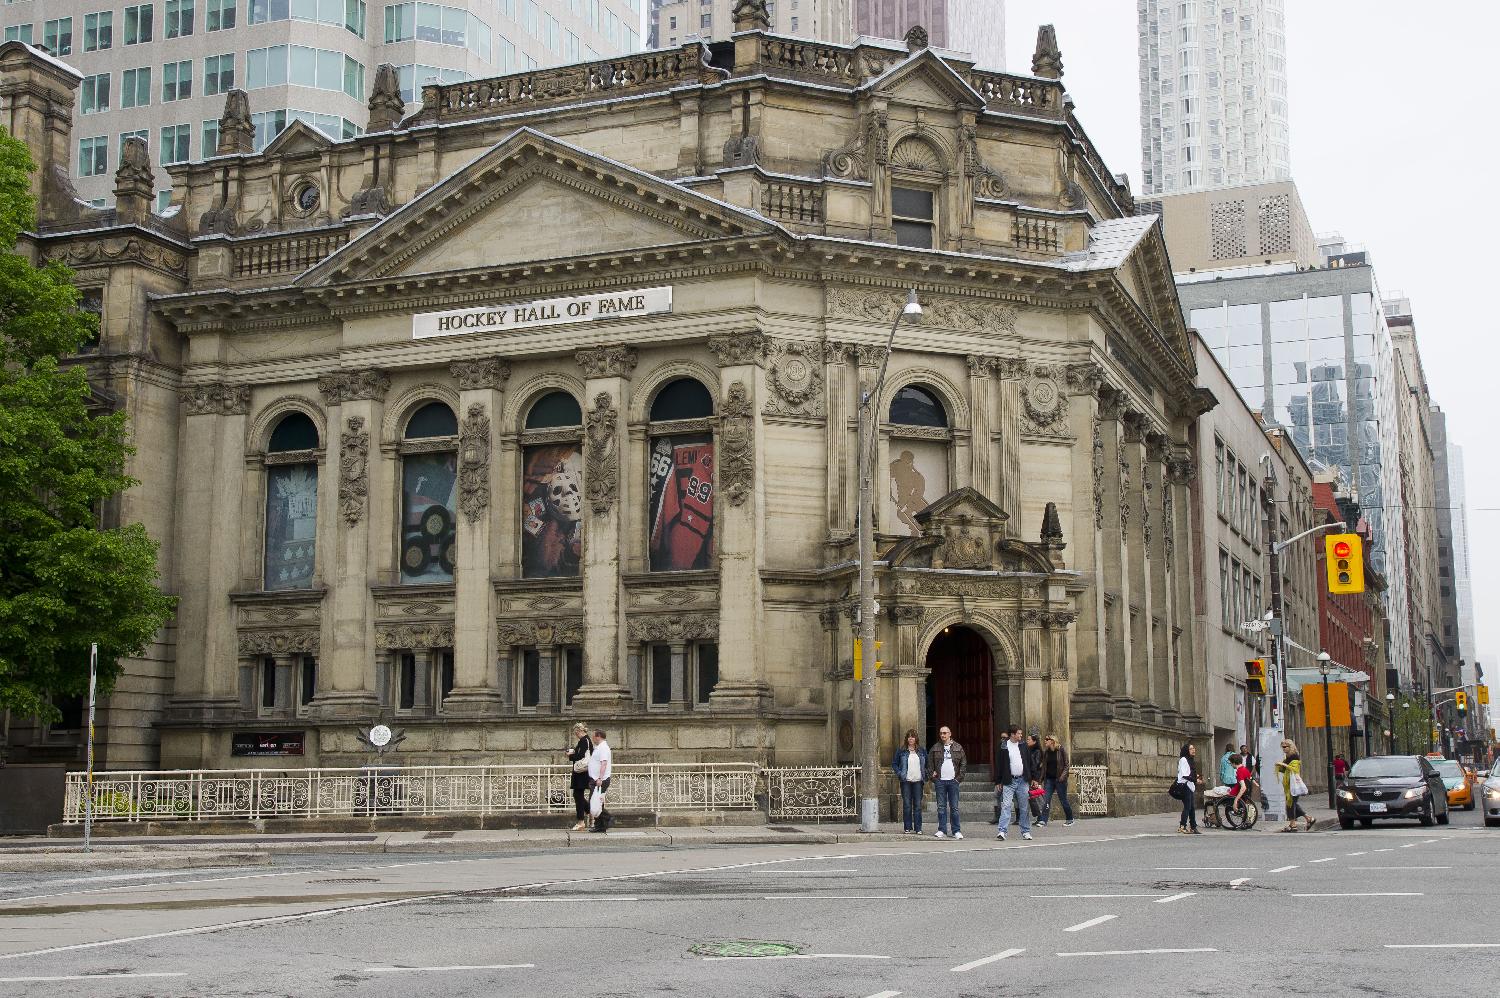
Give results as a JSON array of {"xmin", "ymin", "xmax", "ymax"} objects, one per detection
[
  {"xmin": 995, "ymin": 725, "xmax": 1037, "ymax": 841},
  {"xmin": 926, "ymin": 726, "xmax": 966, "ymax": 840},
  {"xmin": 587, "ymin": 729, "xmax": 613, "ymax": 833}
]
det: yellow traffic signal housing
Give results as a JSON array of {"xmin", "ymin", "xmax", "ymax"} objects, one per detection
[
  {"xmin": 1479, "ymin": 685, "xmax": 1490, "ymax": 706},
  {"xmin": 853, "ymin": 639, "xmax": 883, "ymax": 681},
  {"xmin": 1245, "ymin": 659, "xmax": 1267, "ymax": 695},
  {"xmin": 1456, "ymin": 691, "xmax": 1468, "ymax": 713},
  {"xmin": 1325, "ymin": 533, "xmax": 1366, "ymax": 595}
]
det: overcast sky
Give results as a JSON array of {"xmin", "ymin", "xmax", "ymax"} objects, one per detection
[{"xmin": 1004, "ymin": 1, "xmax": 1499, "ymax": 717}]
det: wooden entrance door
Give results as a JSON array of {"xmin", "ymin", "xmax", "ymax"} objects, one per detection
[{"xmin": 924, "ymin": 627, "xmax": 994, "ymax": 768}]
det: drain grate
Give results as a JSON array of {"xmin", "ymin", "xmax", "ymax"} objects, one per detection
[{"xmin": 689, "ymin": 940, "xmax": 803, "ymax": 959}]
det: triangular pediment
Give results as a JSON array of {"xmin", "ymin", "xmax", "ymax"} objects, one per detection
[
  {"xmin": 862, "ymin": 50, "xmax": 985, "ymax": 110},
  {"xmin": 262, "ymin": 119, "xmax": 332, "ymax": 158},
  {"xmin": 914, "ymin": 486, "xmax": 1010, "ymax": 527},
  {"xmin": 300, "ymin": 128, "xmax": 781, "ymax": 286}
]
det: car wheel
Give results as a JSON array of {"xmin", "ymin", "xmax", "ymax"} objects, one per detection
[
  {"xmin": 1419, "ymin": 801, "xmax": 1435, "ymax": 827},
  {"xmin": 1465, "ymin": 801, "xmax": 1476, "ymax": 811},
  {"xmin": 1437, "ymin": 808, "xmax": 1450, "ymax": 826},
  {"xmin": 1339, "ymin": 816, "xmax": 1354, "ymax": 830},
  {"xmin": 1486, "ymin": 818, "xmax": 1500, "ymax": 828},
  {"xmin": 1359, "ymin": 818, "xmax": 1373, "ymax": 827}
]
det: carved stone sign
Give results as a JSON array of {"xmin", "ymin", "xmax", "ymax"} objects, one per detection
[{"xmin": 413, "ymin": 287, "xmax": 673, "ymax": 339}]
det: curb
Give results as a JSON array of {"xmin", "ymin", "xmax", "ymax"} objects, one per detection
[{"xmin": 0, "ymin": 851, "xmax": 274, "ymax": 873}]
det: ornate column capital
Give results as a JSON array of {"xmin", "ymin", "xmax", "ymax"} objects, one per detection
[
  {"xmin": 1121, "ymin": 409, "xmax": 1146, "ymax": 443},
  {"xmin": 181, "ymin": 383, "xmax": 252, "ymax": 416},
  {"xmin": 318, "ymin": 370, "xmax": 390, "ymax": 404},
  {"xmin": 1167, "ymin": 447, "xmax": 1198, "ymax": 485},
  {"xmin": 1145, "ymin": 432, "xmax": 1170, "ymax": 464},
  {"xmin": 575, "ymin": 345, "xmax": 638, "ymax": 379},
  {"xmin": 450, "ymin": 357, "xmax": 511, "ymax": 391},
  {"xmin": 707, "ymin": 331, "xmax": 767, "ymax": 368}
]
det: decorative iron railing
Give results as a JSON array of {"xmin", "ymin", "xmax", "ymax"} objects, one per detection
[
  {"xmin": 1071, "ymin": 765, "xmax": 1108, "ymax": 815},
  {"xmin": 63, "ymin": 763, "xmax": 758, "ymax": 822},
  {"xmin": 765, "ymin": 766, "xmax": 859, "ymax": 820}
]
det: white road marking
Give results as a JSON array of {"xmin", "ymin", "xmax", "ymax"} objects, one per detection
[
  {"xmin": 951, "ymin": 948, "xmax": 1026, "ymax": 972},
  {"xmin": 364, "ymin": 964, "xmax": 533, "ymax": 974},
  {"xmin": 1063, "ymin": 915, "xmax": 1118, "ymax": 932},
  {"xmin": 1400, "ymin": 843, "xmax": 1417, "ymax": 848},
  {"xmin": 1308, "ymin": 858, "xmax": 1336, "ymax": 864},
  {"xmin": 1058, "ymin": 948, "xmax": 1216, "ymax": 957},
  {"xmin": 1029, "ymin": 893, "xmax": 1161, "ymax": 899},
  {"xmin": 1345, "ymin": 851, "xmax": 1367, "ymax": 856},
  {"xmin": 1154, "ymin": 892, "xmax": 1195, "ymax": 904},
  {"xmin": 1373, "ymin": 848, "xmax": 1394, "ymax": 853},
  {"xmin": 734, "ymin": 869, "xmax": 859, "ymax": 875},
  {"xmin": 0, "ymin": 893, "xmax": 452, "ymax": 962},
  {"xmin": 703, "ymin": 953, "xmax": 891, "ymax": 962},
  {"xmin": 508, "ymin": 897, "xmax": 638, "ymax": 903},
  {"xmin": 1229, "ymin": 878, "xmax": 1251, "ymax": 888},
  {"xmin": 1268, "ymin": 865, "xmax": 1298, "ymax": 873},
  {"xmin": 1385, "ymin": 943, "xmax": 1500, "ymax": 950},
  {"xmin": 864, "ymin": 992, "xmax": 903, "ymax": 998},
  {"xmin": 1349, "ymin": 866, "xmax": 1450, "ymax": 871},
  {"xmin": 0, "ymin": 973, "xmax": 187, "ymax": 984},
  {"xmin": 1292, "ymin": 892, "xmax": 1423, "ymax": 898},
  {"xmin": 763, "ymin": 895, "xmax": 908, "ymax": 900}
]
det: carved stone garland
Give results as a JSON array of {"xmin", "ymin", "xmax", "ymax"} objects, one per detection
[
  {"xmin": 584, "ymin": 392, "xmax": 619, "ymax": 516},
  {"xmin": 237, "ymin": 629, "xmax": 320, "ymax": 656},
  {"xmin": 182, "ymin": 383, "xmax": 252, "ymax": 416},
  {"xmin": 828, "ymin": 286, "xmax": 1017, "ymax": 335},
  {"xmin": 718, "ymin": 381, "xmax": 754, "ymax": 507},
  {"xmin": 625, "ymin": 612, "xmax": 719, "ymax": 643},
  {"xmin": 1091, "ymin": 418, "xmax": 1105, "ymax": 530},
  {"xmin": 499, "ymin": 618, "xmax": 584, "ymax": 646},
  {"xmin": 338, "ymin": 416, "xmax": 370, "ymax": 526},
  {"xmin": 376, "ymin": 622, "xmax": 456, "ymax": 650},
  {"xmin": 457, "ymin": 402, "xmax": 491, "ymax": 523}
]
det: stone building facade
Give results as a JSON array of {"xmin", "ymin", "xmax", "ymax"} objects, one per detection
[{"xmin": 8, "ymin": 10, "xmax": 1214, "ymax": 813}]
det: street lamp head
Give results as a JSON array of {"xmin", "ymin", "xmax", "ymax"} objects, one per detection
[
  {"xmin": 902, "ymin": 288, "xmax": 923, "ymax": 317},
  {"xmin": 1386, "ymin": 692, "xmax": 1396, "ymax": 702},
  {"xmin": 1318, "ymin": 651, "xmax": 1331, "ymax": 662}
]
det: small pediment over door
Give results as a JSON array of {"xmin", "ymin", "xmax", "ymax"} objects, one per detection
[
  {"xmin": 884, "ymin": 486, "xmax": 1011, "ymax": 570},
  {"xmin": 300, "ymin": 126, "xmax": 781, "ymax": 286}
]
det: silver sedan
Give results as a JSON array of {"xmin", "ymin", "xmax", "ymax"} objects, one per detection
[{"xmin": 1484, "ymin": 771, "xmax": 1500, "ymax": 828}]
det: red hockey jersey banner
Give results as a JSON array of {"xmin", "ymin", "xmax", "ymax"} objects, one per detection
[{"xmin": 647, "ymin": 434, "xmax": 714, "ymax": 571}]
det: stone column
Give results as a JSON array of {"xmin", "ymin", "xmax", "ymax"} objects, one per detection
[
  {"xmin": 1120, "ymin": 410, "xmax": 1151, "ymax": 712},
  {"xmin": 317, "ymin": 370, "xmax": 389, "ymax": 719},
  {"xmin": 537, "ymin": 645, "xmax": 557, "ymax": 712},
  {"xmin": 707, "ymin": 332, "xmax": 773, "ymax": 709},
  {"xmin": 1167, "ymin": 446, "xmax": 1200, "ymax": 723},
  {"xmin": 412, "ymin": 648, "xmax": 432, "ymax": 713},
  {"xmin": 1095, "ymin": 389, "xmax": 1132, "ymax": 705},
  {"xmin": 995, "ymin": 358, "xmax": 1027, "ymax": 520},
  {"xmin": 966, "ymin": 356, "xmax": 992, "ymax": 496},
  {"xmin": 444, "ymin": 358, "xmax": 509, "ymax": 715},
  {"xmin": 497, "ymin": 649, "xmax": 514, "ymax": 710},
  {"xmin": 237, "ymin": 658, "xmax": 257, "ymax": 714},
  {"xmin": 572, "ymin": 346, "xmax": 636, "ymax": 707},
  {"xmin": 1020, "ymin": 608, "xmax": 1048, "ymax": 730},
  {"xmin": 669, "ymin": 642, "xmax": 688, "ymax": 707},
  {"xmin": 1144, "ymin": 433, "xmax": 1170, "ymax": 713},
  {"xmin": 170, "ymin": 383, "xmax": 252, "ymax": 722},
  {"xmin": 824, "ymin": 343, "xmax": 854, "ymax": 540},
  {"xmin": 1046, "ymin": 611, "xmax": 1078, "ymax": 744}
]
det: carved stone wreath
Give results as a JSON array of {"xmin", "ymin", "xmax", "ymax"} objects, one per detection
[
  {"xmin": 1021, "ymin": 367, "xmax": 1070, "ymax": 436},
  {"xmin": 338, "ymin": 415, "xmax": 370, "ymax": 526},
  {"xmin": 765, "ymin": 340, "xmax": 824, "ymax": 418},
  {"xmin": 457, "ymin": 402, "xmax": 491, "ymax": 523},
  {"xmin": 584, "ymin": 392, "xmax": 619, "ymax": 516}
]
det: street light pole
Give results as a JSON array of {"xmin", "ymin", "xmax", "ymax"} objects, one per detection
[
  {"xmin": 1319, "ymin": 651, "xmax": 1335, "ymax": 810},
  {"xmin": 856, "ymin": 288, "xmax": 922, "ymax": 834},
  {"xmin": 1386, "ymin": 692, "xmax": 1396, "ymax": 755}
]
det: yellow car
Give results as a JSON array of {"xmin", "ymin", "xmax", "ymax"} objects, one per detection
[{"xmin": 1431, "ymin": 757, "xmax": 1475, "ymax": 810}]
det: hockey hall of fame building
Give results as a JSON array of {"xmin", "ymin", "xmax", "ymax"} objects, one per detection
[{"xmin": 9, "ymin": 8, "xmax": 1217, "ymax": 812}]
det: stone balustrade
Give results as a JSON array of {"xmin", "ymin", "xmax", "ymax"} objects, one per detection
[
  {"xmin": 759, "ymin": 181, "xmax": 824, "ymax": 224},
  {"xmin": 232, "ymin": 229, "xmax": 351, "ymax": 280}
]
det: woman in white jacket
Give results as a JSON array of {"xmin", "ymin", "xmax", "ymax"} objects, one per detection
[{"xmin": 1176, "ymin": 743, "xmax": 1202, "ymax": 834}]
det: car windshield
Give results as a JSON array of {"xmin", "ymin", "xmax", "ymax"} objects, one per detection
[
  {"xmin": 1349, "ymin": 757, "xmax": 1421, "ymax": 778},
  {"xmin": 1433, "ymin": 760, "xmax": 1462, "ymax": 780}
]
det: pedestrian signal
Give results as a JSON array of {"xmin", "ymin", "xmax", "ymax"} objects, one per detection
[
  {"xmin": 1325, "ymin": 533, "xmax": 1365, "ymax": 594},
  {"xmin": 1479, "ymin": 685, "xmax": 1490, "ymax": 706},
  {"xmin": 853, "ymin": 639, "xmax": 883, "ymax": 681},
  {"xmin": 1457, "ymin": 691, "xmax": 1468, "ymax": 714},
  {"xmin": 1245, "ymin": 659, "xmax": 1267, "ymax": 695}
]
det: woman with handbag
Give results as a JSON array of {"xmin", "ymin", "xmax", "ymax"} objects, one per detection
[
  {"xmin": 891, "ymin": 729, "xmax": 928, "ymax": 834},
  {"xmin": 566, "ymin": 722, "xmax": 592, "ymax": 831},
  {"xmin": 1175, "ymin": 743, "xmax": 1201, "ymax": 834},
  {"xmin": 1276, "ymin": 739, "xmax": 1314, "ymax": 832}
]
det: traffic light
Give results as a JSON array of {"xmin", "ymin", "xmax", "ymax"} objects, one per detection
[
  {"xmin": 1245, "ymin": 659, "xmax": 1267, "ymax": 695},
  {"xmin": 1456, "ymin": 691, "xmax": 1468, "ymax": 714},
  {"xmin": 1325, "ymin": 533, "xmax": 1366, "ymax": 594},
  {"xmin": 1479, "ymin": 685, "xmax": 1490, "ymax": 706}
]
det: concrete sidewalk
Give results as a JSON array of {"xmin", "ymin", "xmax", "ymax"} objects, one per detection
[{"xmin": 0, "ymin": 803, "xmax": 1346, "ymax": 872}]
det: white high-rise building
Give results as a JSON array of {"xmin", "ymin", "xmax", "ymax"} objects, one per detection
[
  {"xmin": 2, "ymin": 0, "xmax": 644, "ymax": 206},
  {"xmin": 1449, "ymin": 443, "xmax": 1476, "ymax": 671},
  {"xmin": 1137, "ymin": 0, "xmax": 1289, "ymax": 196}
]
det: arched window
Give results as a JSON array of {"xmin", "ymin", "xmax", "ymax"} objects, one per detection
[
  {"xmin": 885, "ymin": 383, "xmax": 951, "ymax": 537},
  {"xmin": 400, "ymin": 401, "xmax": 458, "ymax": 584},
  {"xmin": 521, "ymin": 391, "xmax": 583, "ymax": 579},
  {"xmin": 889, "ymin": 137, "xmax": 943, "ymax": 249},
  {"xmin": 264, "ymin": 411, "xmax": 320, "ymax": 591},
  {"xmin": 646, "ymin": 377, "xmax": 714, "ymax": 571}
]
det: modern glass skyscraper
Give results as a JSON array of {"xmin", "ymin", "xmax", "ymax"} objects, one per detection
[{"xmin": 1138, "ymin": 0, "xmax": 1290, "ymax": 196}]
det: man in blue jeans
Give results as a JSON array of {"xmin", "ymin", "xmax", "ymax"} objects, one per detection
[
  {"xmin": 995, "ymin": 725, "xmax": 1038, "ymax": 840},
  {"xmin": 926, "ymin": 725, "xmax": 966, "ymax": 839}
]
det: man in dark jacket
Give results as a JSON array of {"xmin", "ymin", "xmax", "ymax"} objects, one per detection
[
  {"xmin": 995, "ymin": 725, "xmax": 1038, "ymax": 840},
  {"xmin": 927, "ymin": 725, "xmax": 966, "ymax": 839}
]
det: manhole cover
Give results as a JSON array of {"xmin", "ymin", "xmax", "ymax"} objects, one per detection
[{"xmin": 689, "ymin": 940, "xmax": 803, "ymax": 959}]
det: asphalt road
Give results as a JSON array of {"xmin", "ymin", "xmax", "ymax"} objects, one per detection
[{"xmin": 2, "ymin": 806, "xmax": 1496, "ymax": 997}]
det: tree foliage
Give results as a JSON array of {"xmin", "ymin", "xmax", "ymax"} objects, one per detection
[{"xmin": 0, "ymin": 128, "xmax": 176, "ymax": 720}]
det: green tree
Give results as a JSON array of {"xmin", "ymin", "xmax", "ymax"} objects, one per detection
[{"xmin": 0, "ymin": 129, "xmax": 175, "ymax": 721}]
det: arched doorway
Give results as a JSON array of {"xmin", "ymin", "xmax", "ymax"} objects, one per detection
[{"xmin": 924, "ymin": 626, "xmax": 994, "ymax": 768}]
